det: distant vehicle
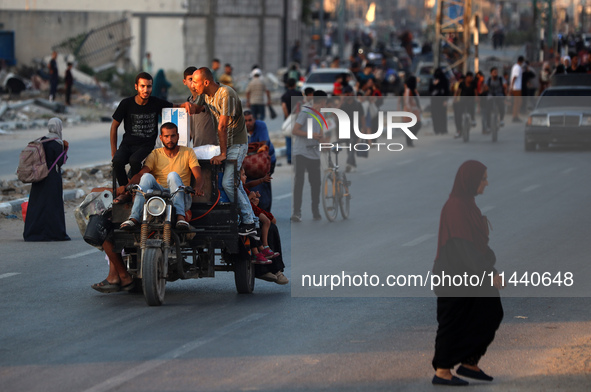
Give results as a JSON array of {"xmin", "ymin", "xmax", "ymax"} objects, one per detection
[
  {"xmin": 414, "ymin": 61, "xmax": 455, "ymax": 96},
  {"xmin": 411, "ymin": 40, "xmax": 422, "ymax": 56},
  {"xmin": 301, "ymin": 68, "xmax": 357, "ymax": 95},
  {"xmin": 525, "ymin": 82, "xmax": 591, "ymax": 151}
]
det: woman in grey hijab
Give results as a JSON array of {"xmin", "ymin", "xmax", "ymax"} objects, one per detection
[{"xmin": 24, "ymin": 118, "xmax": 70, "ymax": 241}]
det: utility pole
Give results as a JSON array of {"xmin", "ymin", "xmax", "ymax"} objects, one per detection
[
  {"xmin": 318, "ymin": 0, "xmax": 325, "ymax": 57},
  {"xmin": 337, "ymin": 0, "xmax": 345, "ymax": 61},
  {"xmin": 434, "ymin": 0, "xmax": 472, "ymax": 72}
]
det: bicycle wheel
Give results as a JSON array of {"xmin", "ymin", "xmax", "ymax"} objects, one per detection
[
  {"xmin": 322, "ymin": 170, "xmax": 339, "ymax": 222},
  {"xmin": 462, "ymin": 115, "xmax": 470, "ymax": 142},
  {"xmin": 490, "ymin": 108, "xmax": 498, "ymax": 142},
  {"xmin": 338, "ymin": 173, "xmax": 350, "ymax": 220}
]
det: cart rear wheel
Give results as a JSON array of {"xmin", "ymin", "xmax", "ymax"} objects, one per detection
[{"xmin": 233, "ymin": 239, "xmax": 255, "ymax": 294}]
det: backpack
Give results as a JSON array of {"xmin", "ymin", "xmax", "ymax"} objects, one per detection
[{"xmin": 16, "ymin": 137, "xmax": 63, "ymax": 183}]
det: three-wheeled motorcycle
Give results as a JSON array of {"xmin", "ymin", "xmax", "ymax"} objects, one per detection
[{"xmin": 110, "ymin": 160, "xmax": 254, "ymax": 306}]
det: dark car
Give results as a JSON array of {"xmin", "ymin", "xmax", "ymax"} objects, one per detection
[{"xmin": 524, "ymin": 85, "xmax": 591, "ymax": 151}]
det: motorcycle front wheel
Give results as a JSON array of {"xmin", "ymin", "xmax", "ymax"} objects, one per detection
[{"xmin": 143, "ymin": 248, "xmax": 166, "ymax": 306}]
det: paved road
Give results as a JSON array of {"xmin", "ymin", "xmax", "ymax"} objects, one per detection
[{"xmin": 1, "ymin": 116, "xmax": 590, "ymax": 391}]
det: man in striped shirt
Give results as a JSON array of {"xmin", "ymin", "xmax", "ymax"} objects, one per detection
[{"xmin": 190, "ymin": 67, "xmax": 256, "ymax": 236}]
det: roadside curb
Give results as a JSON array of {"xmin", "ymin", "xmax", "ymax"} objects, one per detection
[{"xmin": 0, "ymin": 188, "xmax": 86, "ymax": 215}]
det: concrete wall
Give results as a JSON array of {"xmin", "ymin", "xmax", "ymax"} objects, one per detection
[
  {"xmin": 0, "ymin": 10, "xmax": 126, "ymax": 66},
  {"xmin": 1, "ymin": 0, "xmax": 302, "ymax": 80},
  {"xmin": 0, "ymin": 0, "xmax": 186, "ymax": 13}
]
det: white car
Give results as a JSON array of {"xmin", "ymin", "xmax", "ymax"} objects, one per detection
[{"xmin": 301, "ymin": 68, "xmax": 357, "ymax": 95}]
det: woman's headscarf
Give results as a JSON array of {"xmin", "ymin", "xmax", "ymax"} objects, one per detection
[
  {"xmin": 46, "ymin": 117, "xmax": 63, "ymax": 146},
  {"xmin": 436, "ymin": 160, "xmax": 489, "ymax": 259}
]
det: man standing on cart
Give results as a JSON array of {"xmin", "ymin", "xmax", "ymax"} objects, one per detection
[{"xmin": 189, "ymin": 67, "xmax": 258, "ymax": 236}]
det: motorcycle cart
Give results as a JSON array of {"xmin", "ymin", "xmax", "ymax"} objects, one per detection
[{"xmin": 110, "ymin": 160, "xmax": 255, "ymax": 306}]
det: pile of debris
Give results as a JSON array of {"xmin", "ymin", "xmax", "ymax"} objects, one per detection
[{"xmin": 0, "ymin": 163, "xmax": 113, "ymax": 203}]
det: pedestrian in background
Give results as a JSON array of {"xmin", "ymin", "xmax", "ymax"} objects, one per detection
[
  {"xmin": 153, "ymin": 69, "xmax": 171, "ymax": 101},
  {"xmin": 509, "ymin": 56, "xmax": 524, "ymax": 122},
  {"xmin": 218, "ymin": 63, "xmax": 234, "ymax": 88},
  {"xmin": 291, "ymin": 91, "xmax": 328, "ymax": 222},
  {"xmin": 246, "ymin": 69, "xmax": 271, "ymax": 121},
  {"xmin": 431, "ymin": 160, "xmax": 504, "ymax": 386},
  {"xmin": 211, "ymin": 58, "xmax": 221, "ymax": 82},
  {"xmin": 403, "ymin": 75, "xmax": 421, "ymax": 147},
  {"xmin": 48, "ymin": 51, "xmax": 59, "ymax": 102},
  {"xmin": 142, "ymin": 52, "xmax": 153, "ymax": 74},
  {"xmin": 24, "ymin": 118, "xmax": 70, "ymax": 242},
  {"xmin": 429, "ymin": 68, "xmax": 450, "ymax": 135},
  {"xmin": 64, "ymin": 62, "xmax": 74, "ymax": 106},
  {"xmin": 280, "ymin": 78, "xmax": 303, "ymax": 165}
]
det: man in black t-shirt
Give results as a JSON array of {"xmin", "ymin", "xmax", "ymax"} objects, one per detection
[{"xmin": 110, "ymin": 72, "xmax": 173, "ymax": 189}]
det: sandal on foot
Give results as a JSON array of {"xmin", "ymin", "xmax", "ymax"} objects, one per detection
[
  {"xmin": 113, "ymin": 192, "xmax": 132, "ymax": 204},
  {"xmin": 176, "ymin": 220, "xmax": 190, "ymax": 230},
  {"xmin": 120, "ymin": 280, "xmax": 135, "ymax": 292},
  {"xmin": 120, "ymin": 219, "xmax": 138, "ymax": 230},
  {"xmin": 91, "ymin": 279, "xmax": 121, "ymax": 293}
]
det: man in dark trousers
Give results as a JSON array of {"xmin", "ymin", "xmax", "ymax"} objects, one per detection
[
  {"xmin": 110, "ymin": 72, "xmax": 188, "ymax": 202},
  {"xmin": 48, "ymin": 51, "xmax": 59, "ymax": 102},
  {"xmin": 64, "ymin": 62, "xmax": 74, "ymax": 105}
]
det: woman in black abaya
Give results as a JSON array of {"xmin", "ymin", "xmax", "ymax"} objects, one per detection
[
  {"xmin": 431, "ymin": 160, "xmax": 504, "ymax": 386},
  {"xmin": 23, "ymin": 118, "xmax": 70, "ymax": 241},
  {"xmin": 429, "ymin": 68, "xmax": 450, "ymax": 135}
]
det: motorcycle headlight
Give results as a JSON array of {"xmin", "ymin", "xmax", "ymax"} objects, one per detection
[
  {"xmin": 528, "ymin": 115, "xmax": 548, "ymax": 127},
  {"xmin": 146, "ymin": 197, "xmax": 166, "ymax": 217}
]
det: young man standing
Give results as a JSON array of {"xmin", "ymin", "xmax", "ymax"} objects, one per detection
[
  {"xmin": 509, "ymin": 56, "xmax": 524, "ymax": 123},
  {"xmin": 110, "ymin": 72, "xmax": 174, "ymax": 197},
  {"xmin": 190, "ymin": 67, "xmax": 257, "ymax": 235},
  {"xmin": 245, "ymin": 69, "xmax": 271, "ymax": 120},
  {"xmin": 64, "ymin": 62, "xmax": 74, "ymax": 105},
  {"xmin": 48, "ymin": 51, "xmax": 59, "ymax": 102},
  {"xmin": 291, "ymin": 91, "xmax": 328, "ymax": 222}
]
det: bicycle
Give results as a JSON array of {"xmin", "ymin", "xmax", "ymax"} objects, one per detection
[
  {"xmin": 488, "ymin": 97, "xmax": 502, "ymax": 142},
  {"xmin": 461, "ymin": 111, "xmax": 471, "ymax": 142},
  {"xmin": 322, "ymin": 146, "xmax": 351, "ymax": 222}
]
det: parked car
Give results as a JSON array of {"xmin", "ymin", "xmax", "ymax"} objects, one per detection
[
  {"xmin": 525, "ymin": 79, "xmax": 591, "ymax": 151},
  {"xmin": 301, "ymin": 68, "xmax": 357, "ymax": 95}
]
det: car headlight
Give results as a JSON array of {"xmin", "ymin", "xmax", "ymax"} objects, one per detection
[
  {"xmin": 582, "ymin": 115, "xmax": 591, "ymax": 126},
  {"xmin": 528, "ymin": 115, "xmax": 548, "ymax": 127},
  {"xmin": 146, "ymin": 197, "xmax": 166, "ymax": 217}
]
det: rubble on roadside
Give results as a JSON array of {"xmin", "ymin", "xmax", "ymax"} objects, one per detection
[{"xmin": 0, "ymin": 163, "xmax": 113, "ymax": 202}]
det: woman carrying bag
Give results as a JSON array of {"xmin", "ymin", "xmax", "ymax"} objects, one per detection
[{"xmin": 23, "ymin": 118, "xmax": 70, "ymax": 241}]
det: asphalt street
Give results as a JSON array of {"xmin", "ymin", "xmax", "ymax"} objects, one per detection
[{"xmin": 1, "ymin": 114, "xmax": 590, "ymax": 391}]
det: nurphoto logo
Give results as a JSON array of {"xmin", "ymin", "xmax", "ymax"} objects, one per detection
[{"xmin": 304, "ymin": 106, "xmax": 418, "ymax": 152}]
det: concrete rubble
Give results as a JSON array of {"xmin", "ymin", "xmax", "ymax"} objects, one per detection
[{"xmin": 0, "ymin": 163, "xmax": 112, "ymax": 215}]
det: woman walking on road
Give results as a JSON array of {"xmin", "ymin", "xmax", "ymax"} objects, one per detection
[
  {"xmin": 431, "ymin": 160, "xmax": 504, "ymax": 386},
  {"xmin": 23, "ymin": 118, "xmax": 70, "ymax": 242}
]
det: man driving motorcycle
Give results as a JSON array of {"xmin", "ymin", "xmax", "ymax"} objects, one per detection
[{"xmin": 120, "ymin": 122, "xmax": 204, "ymax": 230}]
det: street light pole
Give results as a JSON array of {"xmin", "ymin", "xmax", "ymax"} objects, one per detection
[{"xmin": 338, "ymin": 0, "xmax": 345, "ymax": 61}]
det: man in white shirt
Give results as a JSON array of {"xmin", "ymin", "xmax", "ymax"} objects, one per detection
[{"xmin": 509, "ymin": 56, "xmax": 524, "ymax": 122}]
